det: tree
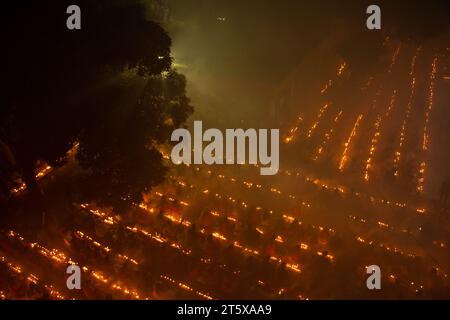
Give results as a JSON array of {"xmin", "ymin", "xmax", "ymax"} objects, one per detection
[
  {"xmin": 76, "ymin": 70, "xmax": 193, "ymax": 211},
  {"xmin": 0, "ymin": 1, "xmax": 193, "ymax": 212}
]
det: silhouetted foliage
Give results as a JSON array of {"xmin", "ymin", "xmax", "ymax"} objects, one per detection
[{"xmin": 0, "ymin": 1, "xmax": 193, "ymax": 210}]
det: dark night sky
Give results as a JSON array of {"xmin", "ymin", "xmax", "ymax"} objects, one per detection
[
  {"xmin": 166, "ymin": 0, "xmax": 450, "ymax": 82},
  {"xmin": 154, "ymin": 0, "xmax": 449, "ymax": 129}
]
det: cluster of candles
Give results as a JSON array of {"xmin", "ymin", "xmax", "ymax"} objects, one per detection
[
  {"xmin": 417, "ymin": 56, "xmax": 438, "ymax": 193},
  {"xmin": 393, "ymin": 47, "xmax": 421, "ymax": 177},
  {"xmin": 284, "ymin": 61, "xmax": 346, "ymax": 144},
  {"xmin": 0, "ymin": 253, "xmax": 65, "ymax": 299}
]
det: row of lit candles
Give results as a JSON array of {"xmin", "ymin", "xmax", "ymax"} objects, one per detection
[{"xmin": 163, "ymin": 166, "xmax": 446, "ymax": 278}]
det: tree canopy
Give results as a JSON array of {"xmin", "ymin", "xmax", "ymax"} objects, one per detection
[{"xmin": 0, "ymin": 0, "xmax": 193, "ymax": 210}]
